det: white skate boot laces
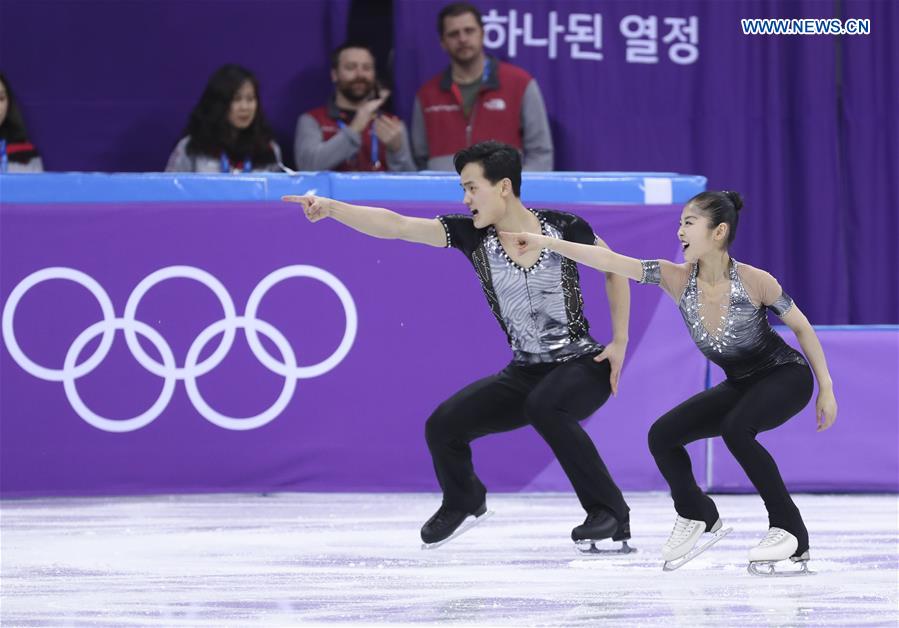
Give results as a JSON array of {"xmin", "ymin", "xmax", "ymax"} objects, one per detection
[
  {"xmin": 665, "ymin": 515, "xmax": 701, "ymax": 550},
  {"xmin": 758, "ymin": 527, "xmax": 789, "ymax": 548}
]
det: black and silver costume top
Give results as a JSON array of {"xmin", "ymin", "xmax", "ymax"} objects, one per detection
[{"xmin": 439, "ymin": 209, "xmax": 603, "ymax": 364}]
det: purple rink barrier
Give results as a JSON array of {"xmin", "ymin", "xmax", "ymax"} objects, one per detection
[
  {"xmin": 708, "ymin": 327, "xmax": 899, "ymax": 493},
  {"xmin": 0, "ymin": 199, "xmax": 701, "ymax": 497},
  {"xmin": 2, "ymin": 200, "xmax": 895, "ymax": 497}
]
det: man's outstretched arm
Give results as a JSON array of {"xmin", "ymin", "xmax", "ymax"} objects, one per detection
[{"xmin": 282, "ymin": 195, "xmax": 447, "ymax": 247}]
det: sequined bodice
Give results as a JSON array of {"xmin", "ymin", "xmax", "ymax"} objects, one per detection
[
  {"xmin": 482, "ymin": 215, "xmax": 601, "ymax": 363},
  {"xmin": 678, "ymin": 261, "xmax": 806, "ymax": 379}
]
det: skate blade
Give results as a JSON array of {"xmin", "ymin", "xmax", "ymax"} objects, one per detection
[
  {"xmin": 747, "ymin": 559, "xmax": 814, "ymax": 577},
  {"xmin": 662, "ymin": 526, "xmax": 733, "ymax": 571},
  {"xmin": 575, "ymin": 540, "xmax": 637, "ymax": 555},
  {"xmin": 420, "ymin": 510, "xmax": 494, "ymax": 550}
]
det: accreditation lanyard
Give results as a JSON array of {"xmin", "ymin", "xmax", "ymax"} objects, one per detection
[
  {"xmin": 220, "ymin": 153, "xmax": 252, "ymax": 174},
  {"xmin": 0, "ymin": 140, "xmax": 7, "ymax": 173},
  {"xmin": 337, "ymin": 120, "xmax": 380, "ymax": 170}
]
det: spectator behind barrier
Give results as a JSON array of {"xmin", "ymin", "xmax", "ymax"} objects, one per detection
[
  {"xmin": 294, "ymin": 42, "xmax": 415, "ymax": 172},
  {"xmin": 166, "ymin": 64, "xmax": 284, "ymax": 173},
  {"xmin": 411, "ymin": 2, "xmax": 554, "ymax": 172},
  {"xmin": 0, "ymin": 73, "xmax": 43, "ymax": 173}
]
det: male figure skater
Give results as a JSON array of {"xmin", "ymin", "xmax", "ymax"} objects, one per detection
[{"xmin": 283, "ymin": 141, "xmax": 631, "ymax": 550}]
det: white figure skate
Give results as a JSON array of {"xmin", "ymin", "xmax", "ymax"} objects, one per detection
[
  {"xmin": 662, "ymin": 516, "xmax": 732, "ymax": 571},
  {"xmin": 747, "ymin": 527, "xmax": 813, "ymax": 576}
]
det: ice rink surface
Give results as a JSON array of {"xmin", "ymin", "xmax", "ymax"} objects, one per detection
[{"xmin": 2, "ymin": 492, "xmax": 897, "ymax": 626}]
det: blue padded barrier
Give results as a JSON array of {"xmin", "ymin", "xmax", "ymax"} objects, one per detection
[{"xmin": 1, "ymin": 172, "xmax": 706, "ymax": 205}]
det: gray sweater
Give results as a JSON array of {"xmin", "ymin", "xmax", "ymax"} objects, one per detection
[
  {"xmin": 165, "ymin": 136, "xmax": 284, "ymax": 173},
  {"xmin": 5, "ymin": 157, "xmax": 43, "ymax": 173},
  {"xmin": 294, "ymin": 111, "xmax": 416, "ymax": 172}
]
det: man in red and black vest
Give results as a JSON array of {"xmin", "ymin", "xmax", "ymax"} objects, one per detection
[
  {"xmin": 411, "ymin": 2, "xmax": 554, "ymax": 172},
  {"xmin": 294, "ymin": 43, "xmax": 415, "ymax": 172}
]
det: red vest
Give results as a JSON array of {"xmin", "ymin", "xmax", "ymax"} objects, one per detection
[
  {"xmin": 306, "ymin": 105, "xmax": 399, "ymax": 172},
  {"xmin": 416, "ymin": 58, "xmax": 531, "ymax": 158}
]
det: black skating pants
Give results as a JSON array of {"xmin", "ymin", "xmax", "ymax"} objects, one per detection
[
  {"xmin": 425, "ymin": 354, "xmax": 628, "ymax": 521},
  {"xmin": 648, "ymin": 363, "xmax": 813, "ymax": 554}
]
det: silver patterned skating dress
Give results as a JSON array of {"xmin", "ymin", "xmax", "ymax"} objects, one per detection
[{"xmin": 640, "ymin": 259, "xmax": 807, "ymax": 380}]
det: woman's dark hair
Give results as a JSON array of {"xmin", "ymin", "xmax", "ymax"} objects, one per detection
[
  {"xmin": 686, "ymin": 190, "xmax": 744, "ymax": 247},
  {"xmin": 0, "ymin": 73, "xmax": 40, "ymax": 163},
  {"xmin": 438, "ymin": 2, "xmax": 483, "ymax": 35},
  {"xmin": 183, "ymin": 64, "xmax": 276, "ymax": 166},
  {"xmin": 453, "ymin": 141, "xmax": 522, "ymax": 197}
]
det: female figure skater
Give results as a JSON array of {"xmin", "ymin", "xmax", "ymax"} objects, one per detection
[
  {"xmin": 500, "ymin": 190, "xmax": 837, "ymax": 574},
  {"xmin": 166, "ymin": 64, "xmax": 284, "ymax": 173}
]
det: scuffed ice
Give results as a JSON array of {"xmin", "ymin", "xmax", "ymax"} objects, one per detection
[{"xmin": 2, "ymin": 492, "xmax": 896, "ymax": 626}]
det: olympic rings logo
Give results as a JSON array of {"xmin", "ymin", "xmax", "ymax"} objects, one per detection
[{"xmin": 1, "ymin": 266, "xmax": 357, "ymax": 432}]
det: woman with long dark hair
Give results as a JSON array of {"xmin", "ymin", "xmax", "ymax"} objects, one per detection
[
  {"xmin": 166, "ymin": 64, "xmax": 283, "ymax": 173},
  {"xmin": 500, "ymin": 190, "xmax": 837, "ymax": 576},
  {"xmin": 0, "ymin": 73, "xmax": 43, "ymax": 172}
]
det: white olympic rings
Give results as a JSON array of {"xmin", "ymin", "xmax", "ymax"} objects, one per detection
[{"xmin": 1, "ymin": 265, "xmax": 357, "ymax": 432}]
